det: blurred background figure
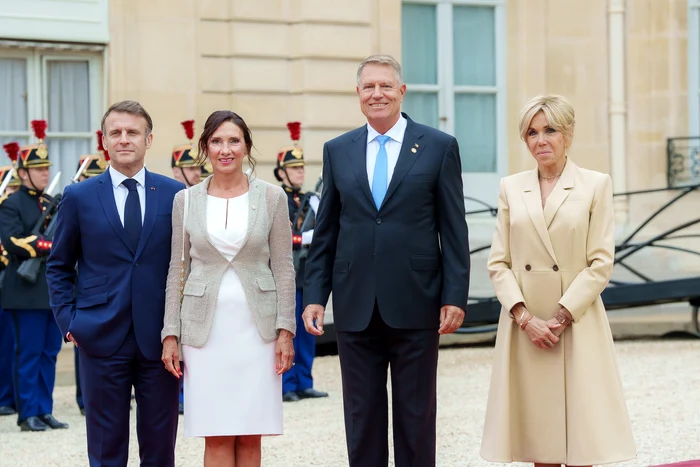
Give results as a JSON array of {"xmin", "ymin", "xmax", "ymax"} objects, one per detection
[
  {"xmin": 275, "ymin": 122, "xmax": 327, "ymax": 403},
  {"xmin": 0, "ymin": 142, "xmax": 23, "ymax": 418},
  {"xmin": 171, "ymin": 120, "xmax": 203, "ymax": 188},
  {"xmin": 0, "ymin": 121, "xmax": 68, "ymax": 432}
]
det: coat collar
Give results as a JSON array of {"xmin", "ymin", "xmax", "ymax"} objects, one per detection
[{"xmin": 522, "ymin": 158, "xmax": 577, "ymax": 263}]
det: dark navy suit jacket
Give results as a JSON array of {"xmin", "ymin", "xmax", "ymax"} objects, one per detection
[
  {"xmin": 46, "ymin": 170, "xmax": 185, "ymax": 361},
  {"xmin": 304, "ymin": 114, "xmax": 471, "ymax": 332}
]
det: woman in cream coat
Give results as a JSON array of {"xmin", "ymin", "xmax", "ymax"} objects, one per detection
[
  {"xmin": 161, "ymin": 110, "xmax": 296, "ymax": 467},
  {"xmin": 480, "ymin": 95, "xmax": 636, "ymax": 466}
]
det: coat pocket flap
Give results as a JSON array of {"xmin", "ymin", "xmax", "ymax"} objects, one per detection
[
  {"xmin": 410, "ymin": 255, "xmax": 440, "ymax": 271},
  {"xmin": 256, "ymin": 276, "xmax": 277, "ymax": 291},
  {"xmin": 83, "ymin": 275, "xmax": 107, "ymax": 289},
  {"xmin": 183, "ymin": 280, "xmax": 206, "ymax": 297},
  {"xmin": 76, "ymin": 292, "xmax": 109, "ymax": 308}
]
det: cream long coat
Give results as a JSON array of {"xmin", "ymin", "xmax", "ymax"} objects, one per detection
[{"xmin": 480, "ymin": 160, "xmax": 636, "ymax": 465}]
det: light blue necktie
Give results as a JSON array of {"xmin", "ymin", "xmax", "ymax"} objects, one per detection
[{"xmin": 372, "ymin": 135, "xmax": 390, "ymax": 209}]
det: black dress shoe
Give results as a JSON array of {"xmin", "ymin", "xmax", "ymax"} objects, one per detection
[
  {"xmin": 297, "ymin": 388, "xmax": 329, "ymax": 399},
  {"xmin": 39, "ymin": 414, "xmax": 69, "ymax": 429},
  {"xmin": 0, "ymin": 405, "xmax": 16, "ymax": 416},
  {"xmin": 19, "ymin": 416, "xmax": 49, "ymax": 432},
  {"xmin": 282, "ymin": 391, "xmax": 300, "ymax": 402}
]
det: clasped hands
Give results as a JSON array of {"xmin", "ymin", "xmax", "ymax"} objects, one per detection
[{"xmin": 512, "ymin": 303, "xmax": 573, "ymax": 350}]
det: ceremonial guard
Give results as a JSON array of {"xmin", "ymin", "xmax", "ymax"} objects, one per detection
[
  {"xmin": 171, "ymin": 120, "xmax": 203, "ymax": 187},
  {"xmin": 72, "ymin": 131, "xmax": 110, "ymax": 415},
  {"xmin": 0, "ymin": 121, "xmax": 68, "ymax": 431},
  {"xmin": 277, "ymin": 122, "xmax": 328, "ymax": 402},
  {"xmin": 171, "ymin": 120, "xmax": 205, "ymax": 414},
  {"xmin": 0, "ymin": 143, "xmax": 23, "ymax": 416}
]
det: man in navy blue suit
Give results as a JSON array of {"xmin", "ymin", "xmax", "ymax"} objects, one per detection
[
  {"xmin": 47, "ymin": 101, "xmax": 185, "ymax": 466},
  {"xmin": 302, "ymin": 55, "xmax": 471, "ymax": 467}
]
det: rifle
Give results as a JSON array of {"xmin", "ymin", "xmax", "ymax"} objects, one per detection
[{"xmin": 16, "ymin": 172, "xmax": 62, "ymax": 284}]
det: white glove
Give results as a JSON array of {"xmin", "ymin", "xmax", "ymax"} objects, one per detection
[{"xmin": 301, "ymin": 229, "xmax": 314, "ymax": 245}]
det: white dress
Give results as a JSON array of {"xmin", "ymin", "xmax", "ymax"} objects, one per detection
[{"xmin": 181, "ymin": 193, "xmax": 282, "ymax": 437}]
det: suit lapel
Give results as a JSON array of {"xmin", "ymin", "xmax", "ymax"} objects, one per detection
[
  {"xmin": 523, "ymin": 169, "xmax": 558, "ymax": 263},
  {"xmin": 195, "ymin": 174, "xmax": 261, "ymax": 263},
  {"xmin": 349, "ymin": 126, "xmax": 375, "ymax": 208},
  {"xmin": 135, "ymin": 170, "xmax": 158, "ymax": 260},
  {"xmin": 381, "ymin": 117, "xmax": 424, "ymax": 209},
  {"xmin": 194, "ymin": 178, "xmax": 228, "ymax": 262},
  {"xmin": 240, "ymin": 176, "xmax": 261, "ymax": 249},
  {"xmin": 96, "ymin": 171, "xmax": 133, "ymax": 252},
  {"xmin": 543, "ymin": 159, "xmax": 575, "ymax": 228}
]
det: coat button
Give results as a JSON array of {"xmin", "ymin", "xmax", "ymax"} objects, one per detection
[
  {"xmin": 252, "ymin": 205, "xmax": 257, "ymax": 210},
  {"xmin": 525, "ymin": 264, "xmax": 531, "ymax": 271},
  {"xmin": 553, "ymin": 265, "xmax": 559, "ymax": 271},
  {"xmin": 376, "ymin": 218, "xmax": 382, "ymax": 225}
]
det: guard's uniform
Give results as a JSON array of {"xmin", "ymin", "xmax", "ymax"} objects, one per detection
[
  {"xmin": 172, "ymin": 119, "xmax": 203, "ymax": 188},
  {"xmin": 0, "ymin": 123, "xmax": 67, "ymax": 431},
  {"xmin": 0, "ymin": 153, "xmax": 22, "ymax": 416},
  {"xmin": 171, "ymin": 120, "xmax": 203, "ymax": 413},
  {"xmin": 72, "ymin": 132, "xmax": 110, "ymax": 415},
  {"xmin": 277, "ymin": 122, "xmax": 327, "ymax": 401}
]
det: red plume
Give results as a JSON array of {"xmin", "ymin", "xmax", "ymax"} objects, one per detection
[
  {"xmin": 181, "ymin": 120, "xmax": 195, "ymax": 140},
  {"xmin": 287, "ymin": 122, "xmax": 301, "ymax": 142},
  {"xmin": 31, "ymin": 120, "xmax": 48, "ymax": 140},
  {"xmin": 96, "ymin": 130, "xmax": 110, "ymax": 161},
  {"xmin": 3, "ymin": 142, "xmax": 20, "ymax": 163}
]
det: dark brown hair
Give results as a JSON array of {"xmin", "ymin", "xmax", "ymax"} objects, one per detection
[
  {"xmin": 196, "ymin": 110, "xmax": 256, "ymax": 173},
  {"xmin": 101, "ymin": 100, "xmax": 153, "ymax": 135}
]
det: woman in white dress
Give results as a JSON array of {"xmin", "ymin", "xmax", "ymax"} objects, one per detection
[{"xmin": 161, "ymin": 110, "xmax": 296, "ymax": 467}]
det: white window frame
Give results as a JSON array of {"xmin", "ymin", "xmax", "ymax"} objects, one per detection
[
  {"xmin": 0, "ymin": 46, "xmax": 105, "ymax": 187},
  {"xmin": 403, "ymin": 0, "xmax": 506, "ymax": 208},
  {"xmin": 689, "ymin": 0, "xmax": 700, "ymax": 134}
]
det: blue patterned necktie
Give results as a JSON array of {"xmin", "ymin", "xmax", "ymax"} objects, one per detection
[
  {"xmin": 122, "ymin": 178, "xmax": 142, "ymax": 251},
  {"xmin": 372, "ymin": 135, "xmax": 390, "ymax": 209}
]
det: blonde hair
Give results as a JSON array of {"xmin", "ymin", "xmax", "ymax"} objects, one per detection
[{"xmin": 518, "ymin": 95, "xmax": 575, "ymax": 147}]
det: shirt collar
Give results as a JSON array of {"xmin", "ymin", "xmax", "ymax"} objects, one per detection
[
  {"xmin": 109, "ymin": 165, "xmax": 146, "ymax": 189},
  {"xmin": 366, "ymin": 115, "xmax": 407, "ymax": 145}
]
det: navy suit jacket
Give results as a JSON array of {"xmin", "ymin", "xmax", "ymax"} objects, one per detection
[
  {"xmin": 304, "ymin": 114, "xmax": 471, "ymax": 332},
  {"xmin": 46, "ymin": 170, "xmax": 185, "ymax": 361}
]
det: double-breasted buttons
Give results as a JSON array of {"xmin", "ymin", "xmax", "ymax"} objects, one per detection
[
  {"xmin": 552, "ymin": 265, "xmax": 559, "ymax": 272},
  {"xmin": 525, "ymin": 264, "xmax": 531, "ymax": 271}
]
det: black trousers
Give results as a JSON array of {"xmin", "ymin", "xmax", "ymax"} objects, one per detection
[{"xmin": 336, "ymin": 305, "xmax": 440, "ymax": 467}]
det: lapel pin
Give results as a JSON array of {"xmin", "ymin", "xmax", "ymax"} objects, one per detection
[{"xmin": 151, "ymin": 187, "xmax": 156, "ymax": 191}]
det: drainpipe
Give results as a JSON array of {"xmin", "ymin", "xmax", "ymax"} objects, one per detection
[{"xmin": 609, "ymin": 0, "xmax": 629, "ymax": 229}]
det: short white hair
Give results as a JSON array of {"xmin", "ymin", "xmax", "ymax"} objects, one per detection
[{"xmin": 356, "ymin": 55, "xmax": 404, "ymax": 86}]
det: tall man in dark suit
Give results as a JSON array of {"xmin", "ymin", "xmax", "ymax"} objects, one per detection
[
  {"xmin": 302, "ymin": 55, "xmax": 471, "ymax": 467},
  {"xmin": 47, "ymin": 101, "xmax": 185, "ymax": 466}
]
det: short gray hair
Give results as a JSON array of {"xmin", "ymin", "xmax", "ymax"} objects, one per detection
[{"xmin": 356, "ymin": 55, "xmax": 404, "ymax": 86}]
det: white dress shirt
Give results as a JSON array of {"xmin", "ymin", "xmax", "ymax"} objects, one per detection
[
  {"xmin": 109, "ymin": 165, "xmax": 146, "ymax": 226},
  {"xmin": 366, "ymin": 115, "xmax": 407, "ymax": 188}
]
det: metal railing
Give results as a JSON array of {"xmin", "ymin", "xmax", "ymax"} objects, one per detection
[
  {"xmin": 460, "ymin": 183, "xmax": 700, "ymax": 335},
  {"xmin": 667, "ymin": 137, "xmax": 700, "ymax": 187}
]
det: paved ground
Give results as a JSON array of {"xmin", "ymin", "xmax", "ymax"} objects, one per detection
[{"xmin": 0, "ymin": 338, "xmax": 698, "ymax": 466}]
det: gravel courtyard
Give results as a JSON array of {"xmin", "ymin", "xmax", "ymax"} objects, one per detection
[{"xmin": 0, "ymin": 339, "xmax": 698, "ymax": 467}]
